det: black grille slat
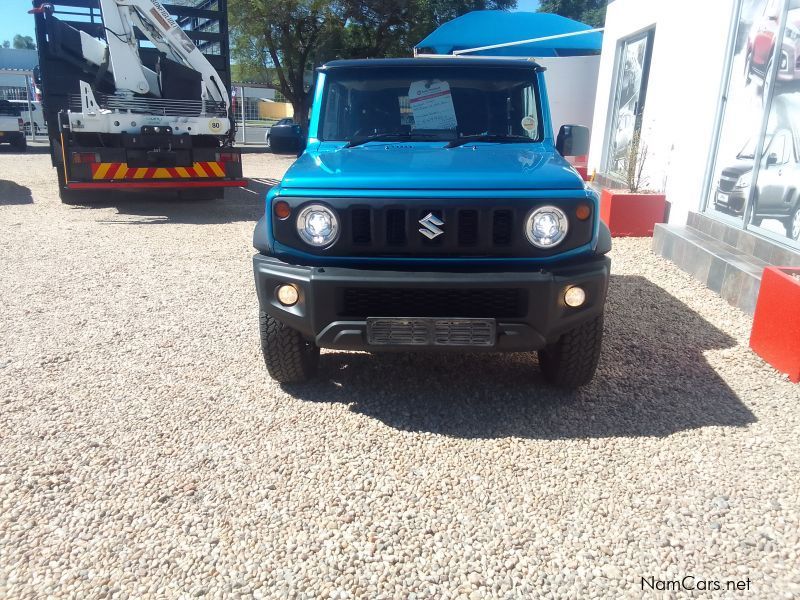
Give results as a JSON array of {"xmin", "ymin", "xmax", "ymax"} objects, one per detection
[
  {"xmin": 341, "ymin": 288, "xmax": 526, "ymax": 318},
  {"xmin": 386, "ymin": 209, "xmax": 406, "ymax": 245},
  {"xmin": 458, "ymin": 210, "xmax": 479, "ymax": 246},
  {"xmin": 352, "ymin": 208, "xmax": 371, "ymax": 245},
  {"xmin": 493, "ymin": 210, "xmax": 513, "ymax": 245}
]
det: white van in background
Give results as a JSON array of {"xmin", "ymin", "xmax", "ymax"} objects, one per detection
[{"xmin": 9, "ymin": 100, "xmax": 46, "ymax": 135}]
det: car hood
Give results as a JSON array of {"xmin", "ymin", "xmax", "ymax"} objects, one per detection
[
  {"xmin": 280, "ymin": 144, "xmax": 585, "ymax": 191},
  {"xmin": 721, "ymin": 160, "xmax": 753, "ymax": 179}
]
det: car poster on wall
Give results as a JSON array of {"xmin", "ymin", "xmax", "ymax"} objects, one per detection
[
  {"xmin": 708, "ymin": 0, "xmax": 800, "ymax": 246},
  {"xmin": 605, "ymin": 30, "xmax": 655, "ymax": 177}
]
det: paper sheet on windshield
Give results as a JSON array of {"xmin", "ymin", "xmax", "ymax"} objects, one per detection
[{"xmin": 408, "ymin": 80, "xmax": 457, "ymax": 130}]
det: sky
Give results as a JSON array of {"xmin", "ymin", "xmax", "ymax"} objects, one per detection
[
  {"xmin": 1, "ymin": 0, "xmax": 540, "ymax": 46},
  {"xmin": 2, "ymin": 1, "xmax": 37, "ymax": 44}
]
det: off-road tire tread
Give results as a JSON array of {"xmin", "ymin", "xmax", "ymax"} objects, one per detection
[
  {"xmin": 259, "ymin": 311, "xmax": 319, "ymax": 383},
  {"xmin": 538, "ymin": 315, "xmax": 603, "ymax": 389}
]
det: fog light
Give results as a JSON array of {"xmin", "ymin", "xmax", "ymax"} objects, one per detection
[
  {"xmin": 276, "ymin": 284, "xmax": 299, "ymax": 306},
  {"xmin": 564, "ymin": 286, "xmax": 586, "ymax": 307}
]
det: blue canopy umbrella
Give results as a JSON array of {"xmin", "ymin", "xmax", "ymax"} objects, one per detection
[{"xmin": 414, "ymin": 10, "xmax": 602, "ymax": 58}]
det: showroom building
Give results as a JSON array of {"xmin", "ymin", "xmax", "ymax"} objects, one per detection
[{"xmin": 588, "ymin": 0, "xmax": 800, "ymax": 314}]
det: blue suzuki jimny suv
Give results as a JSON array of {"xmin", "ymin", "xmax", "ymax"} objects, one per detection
[{"xmin": 253, "ymin": 58, "xmax": 611, "ymax": 388}]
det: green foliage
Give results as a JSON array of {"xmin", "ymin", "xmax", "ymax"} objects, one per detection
[
  {"xmin": 228, "ymin": 0, "xmax": 516, "ymax": 125},
  {"xmin": 1, "ymin": 41, "xmax": 9, "ymax": 49},
  {"xmin": 12, "ymin": 35, "xmax": 36, "ymax": 50},
  {"xmin": 228, "ymin": 0, "xmax": 340, "ymax": 125},
  {"xmin": 537, "ymin": 0, "xmax": 606, "ymax": 27}
]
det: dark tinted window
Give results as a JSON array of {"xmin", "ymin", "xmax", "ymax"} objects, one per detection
[{"xmin": 0, "ymin": 101, "xmax": 21, "ymax": 117}]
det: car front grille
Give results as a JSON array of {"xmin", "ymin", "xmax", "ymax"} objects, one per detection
[
  {"xmin": 340, "ymin": 287, "xmax": 527, "ymax": 318},
  {"xmin": 348, "ymin": 206, "xmax": 518, "ymax": 253},
  {"xmin": 272, "ymin": 197, "xmax": 594, "ymax": 259},
  {"xmin": 718, "ymin": 177, "xmax": 738, "ymax": 193}
]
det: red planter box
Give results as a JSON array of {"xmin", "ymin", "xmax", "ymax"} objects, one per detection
[
  {"xmin": 600, "ymin": 189, "xmax": 667, "ymax": 237},
  {"xmin": 750, "ymin": 267, "xmax": 800, "ymax": 383}
]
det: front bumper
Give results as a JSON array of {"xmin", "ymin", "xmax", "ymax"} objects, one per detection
[
  {"xmin": 253, "ymin": 254, "xmax": 610, "ymax": 352},
  {"xmin": 713, "ymin": 187, "xmax": 746, "ymax": 215}
]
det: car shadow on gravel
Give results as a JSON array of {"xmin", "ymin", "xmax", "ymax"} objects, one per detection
[
  {"xmin": 284, "ymin": 275, "xmax": 756, "ymax": 439},
  {"xmin": 73, "ymin": 178, "xmax": 276, "ymax": 225},
  {"xmin": 0, "ymin": 179, "xmax": 33, "ymax": 205}
]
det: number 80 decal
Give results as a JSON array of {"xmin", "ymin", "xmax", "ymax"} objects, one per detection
[{"xmin": 209, "ymin": 118, "xmax": 223, "ymax": 131}]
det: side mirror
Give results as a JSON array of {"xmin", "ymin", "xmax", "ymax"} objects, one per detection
[
  {"xmin": 556, "ymin": 124, "xmax": 590, "ymax": 157},
  {"xmin": 766, "ymin": 152, "xmax": 779, "ymax": 166}
]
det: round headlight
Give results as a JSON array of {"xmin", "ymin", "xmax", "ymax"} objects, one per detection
[
  {"xmin": 524, "ymin": 206, "xmax": 569, "ymax": 248},
  {"xmin": 296, "ymin": 204, "xmax": 340, "ymax": 247}
]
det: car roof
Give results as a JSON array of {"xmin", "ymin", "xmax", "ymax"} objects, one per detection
[{"xmin": 318, "ymin": 57, "xmax": 543, "ymax": 72}]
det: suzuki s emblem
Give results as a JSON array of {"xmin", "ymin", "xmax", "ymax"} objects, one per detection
[{"xmin": 418, "ymin": 212, "xmax": 444, "ymax": 239}]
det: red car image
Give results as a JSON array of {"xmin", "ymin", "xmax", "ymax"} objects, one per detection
[{"xmin": 746, "ymin": 0, "xmax": 800, "ymax": 85}]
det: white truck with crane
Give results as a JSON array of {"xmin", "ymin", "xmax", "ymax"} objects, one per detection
[{"xmin": 30, "ymin": 0, "xmax": 244, "ymax": 203}]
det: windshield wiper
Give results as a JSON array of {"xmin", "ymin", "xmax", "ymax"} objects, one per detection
[
  {"xmin": 445, "ymin": 134, "xmax": 534, "ymax": 149},
  {"xmin": 344, "ymin": 132, "xmax": 446, "ymax": 148}
]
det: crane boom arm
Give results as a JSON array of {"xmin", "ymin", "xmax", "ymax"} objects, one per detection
[{"xmin": 99, "ymin": 0, "xmax": 229, "ymax": 109}]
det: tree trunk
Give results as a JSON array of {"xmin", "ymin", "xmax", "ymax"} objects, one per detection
[{"xmin": 292, "ymin": 94, "xmax": 311, "ymax": 130}]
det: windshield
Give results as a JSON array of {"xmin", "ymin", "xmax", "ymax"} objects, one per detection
[{"xmin": 319, "ymin": 65, "xmax": 542, "ymax": 144}]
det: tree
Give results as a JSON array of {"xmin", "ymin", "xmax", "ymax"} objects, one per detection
[
  {"xmin": 228, "ymin": 0, "xmax": 517, "ymax": 126},
  {"xmin": 537, "ymin": 0, "xmax": 605, "ymax": 28},
  {"xmin": 228, "ymin": 0, "xmax": 341, "ymax": 127},
  {"xmin": 2, "ymin": 41, "xmax": 9, "ymax": 49},
  {"xmin": 12, "ymin": 35, "xmax": 36, "ymax": 50}
]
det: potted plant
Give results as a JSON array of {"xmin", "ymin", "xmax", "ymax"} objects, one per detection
[
  {"xmin": 750, "ymin": 267, "xmax": 800, "ymax": 383},
  {"xmin": 600, "ymin": 130, "xmax": 668, "ymax": 236}
]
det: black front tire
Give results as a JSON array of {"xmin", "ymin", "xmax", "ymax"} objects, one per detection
[
  {"xmin": 538, "ymin": 315, "xmax": 604, "ymax": 389},
  {"xmin": 259, "ymin": 311, "xmax": 319, "ymax": 383},
  {"xmin": 12, "ymin": 136, "xmax": 26, "ymax": 151}
]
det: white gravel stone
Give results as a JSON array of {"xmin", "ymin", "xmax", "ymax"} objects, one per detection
[{"xmin": 0, "ymin": 146, "xmax": 799, "ymax": 598}]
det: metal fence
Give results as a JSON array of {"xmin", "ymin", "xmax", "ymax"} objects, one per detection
[{"xmin": 232, "ymin": 84, "xmax": 288, "ymax": 146}]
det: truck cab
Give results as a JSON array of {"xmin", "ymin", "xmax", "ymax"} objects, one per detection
[{"xmin": 253, "ymin": 58, "xmax": 611, "ymax": 388}]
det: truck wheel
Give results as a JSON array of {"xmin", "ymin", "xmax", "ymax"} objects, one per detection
[
  {"xmin": 259, "ymin": 311, "xmax": 319, "ymax": 383},
  {"xmin": 538, "ymin": 315, "xmax": 603, "ymax": 389},
  {"xmin": 12, "ymin": 136, "xmax": 26, "ymax": 151}
]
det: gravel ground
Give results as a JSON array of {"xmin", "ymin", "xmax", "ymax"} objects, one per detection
[{"xmin": 1, "ymin": 146, "xmax": 799, "ymax": 599}]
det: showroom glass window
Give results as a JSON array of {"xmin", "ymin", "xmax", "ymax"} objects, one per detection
[{"xmin": 705, "ymin": 0, "xmax": 800, "ymax": 249}]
